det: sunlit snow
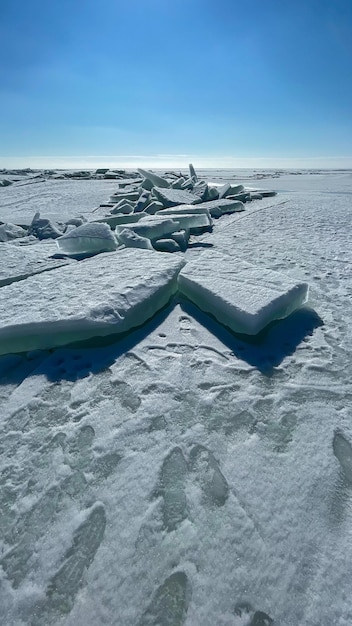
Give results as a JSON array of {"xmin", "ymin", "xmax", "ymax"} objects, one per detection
[{"xmin": 0, "ymin": 167, "xmax": 352, "ymax": 626}]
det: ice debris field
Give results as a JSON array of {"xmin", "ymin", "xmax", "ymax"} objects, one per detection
[{"xmin": 0, "ymin": 165, "xmax": 352, "ymax": 625}]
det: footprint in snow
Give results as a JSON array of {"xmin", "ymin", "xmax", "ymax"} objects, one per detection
[
  {"xmin": 138, "ymin": 571, "xmax": 191, "ymax": 626},
  {"xmin": 33, "ymin": 503, "xmax": 106, "ymax": 623},
  {"xmin": 333, "ymin": 430, "xmax": 352, "ymax": 484},
  {"xmin": 189, "ymin": 444, "xmax": 229, "ymax": 507},
  {"xmin": 154, "ymin": 447, "xmax": 189, "ymax": 533},
  {"xmin": 179, "ymin": 314, "xmax": 193, "ymax": 334},
  {"xmin": 1, "ymin": 425, "xmax": 120, "ymax": 589}
]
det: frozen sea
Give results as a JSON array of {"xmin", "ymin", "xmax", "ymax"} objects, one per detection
[{"xmin": 1, "ymin": 169, "xmax": 352, "ymax": 626}]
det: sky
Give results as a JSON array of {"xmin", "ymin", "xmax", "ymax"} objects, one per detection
[{"xmin": 1, "ymin": 0, "xmax": 352, "ymax": 169}]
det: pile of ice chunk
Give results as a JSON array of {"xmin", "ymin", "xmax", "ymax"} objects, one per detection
[
  {"xmin": 89, "ymin": 163, "xmax": 275, "ymax": 253},
  {"xmin": 0, "ymin": 163, "xmax": 308, "ymax": 356}
]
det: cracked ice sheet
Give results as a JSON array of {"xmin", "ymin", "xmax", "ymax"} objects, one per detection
[
  {"xmin": 179, "ymin": 251, "xmax": 309, "ymax": 335},
  {"xmin": 1, "ymin": 171, "xmax": 352, "ymax": 626},
  {"xmin": 0, "ymin": 241, "xmax": 73, "ymax": 287},
  {"xmin": 0, "ymin": 249, "xmax": 184, "ymax": 355}
]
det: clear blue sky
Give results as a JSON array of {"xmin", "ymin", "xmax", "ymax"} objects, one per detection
[{"xmin": 1, "ymin": 0, "xmax": 352, "ymax": 168}]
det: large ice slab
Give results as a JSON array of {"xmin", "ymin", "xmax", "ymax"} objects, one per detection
[
  {"xmin": 178, "ymin": 253, "xmax": 309, "ymax": 335},
  {"xmin": 0, "ymin": 250, "xmax": 185, "ymax": 355},
  {"xmin": 0, "ymin": 242, "xmax": 72, "ymax": 287}
]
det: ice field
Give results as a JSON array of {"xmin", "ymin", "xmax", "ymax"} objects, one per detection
[{"xmin": 1, "ymin": 168, "xmax": 352, "ymax": 625}]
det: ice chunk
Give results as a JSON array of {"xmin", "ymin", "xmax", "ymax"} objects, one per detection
[
  {"xmin": 0, "ymin": 223, "xmax": 27, "ymax": 242},
  {"xmin": 139, "ymin": 177, "xmax": 154, "ymax": 191},
  {"xmin": 207, "ymin": 187, "xmax": 219, "ymax": 200},
  {"xmin": 0, "ymin": 249, "xmax": 185, "ymax": 355},
  {"xmin": 144, "ymin": 201, "xmax": 164, "ymax": 215},
  {"xmin": 178, "ymin": 253, "xmax": 309, "ymax": 335},
  {"xmin": 110, "ymin": 199, "xmax": 135, "ymax": 214},
  {"xmin": 117, "ymin": 228, "xmax": 153, "ymax": 250},
  {"xmin": 169, "ymin": 229, "xmax": 190, "ymax": 251},
  {"xmin": 135, "ymin": 190, "xmax": 152, "ymax": 213},
  {"xmin": 116, "ymin": 216, "xmax": 180, "ymax": 241},
  {"xmin": 218, "ymin": 183, "xmax": 231, "ymax": 199},
  {"xmin": 192, "ymin": 180, "xmax": 209, "ymax": 201},
  {"xmin": 137, "ymin": 167, "xmax": 170, "ymax": 188},
  {"xmin": 189, "ymin": 163, "xmax": 198, "ymax": 181},
  {"xmin": 56, "ymin": 223, "xmax": 117, "ymax": 256},
  {"xmin": 152, "ymin": 187, "xmax": 199, "ymax": 208},
  {"xmin": 171, "ymin": 177, "xmax": 185, "ymax": 189},
  {"xmin": 152, "ymin": 238, "xmax": 181, "ymax": 253},
  {"xmin": 180, "ymin": 178, "xmax": 194, "ymax": 190},
  {"xmin": 29, "ymin": 211, "xmax": 64, "ymax": 239}
]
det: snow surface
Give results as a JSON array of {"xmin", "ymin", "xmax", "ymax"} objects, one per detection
[{"xmin": 1, "ymin": 169, "xmax": 352, "ymax": 626}]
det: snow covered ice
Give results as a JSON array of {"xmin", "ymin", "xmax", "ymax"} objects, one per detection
[
  {"xmin": 1, "ymin": 167, "xmax": 352, "ymax": 626},
  {"xmin": 178, "ymin": 252, "xmax": 309, "ymax": 335},
  {"xmin": 0, "ymin": 248, "xmax": 184, "ymax": 354}
]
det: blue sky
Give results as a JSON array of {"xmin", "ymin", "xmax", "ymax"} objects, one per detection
[{"xmin": 1, "ymin": 0, "xmax": 352, "ymax": 168}]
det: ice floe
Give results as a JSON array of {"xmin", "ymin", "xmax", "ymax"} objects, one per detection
[
  {"xmin": 178, "ymin": 252, "xmax": 309, "ymax": 335},
  {"xmin": 0, "ymin": 249, "xmax": 185, "ymax": 354}
]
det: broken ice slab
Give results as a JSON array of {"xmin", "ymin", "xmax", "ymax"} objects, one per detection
[
  {"xmin": 189, "ymin": 163, "xmax": 198, "ymax": 181},
  {"xmin": 152, "ymin": 238, "xmax": 181, "ymax": 253},
  {"xmin": 109, "ymin": 199, "xmax": 135, "ymax": 214},
  {"xmin": 56, "ymin": 223, "xmax": 117, "ymax": 257},
  {"xmin": 109, "ymin": 191, "xmax": 140, "ymax": 203},
  {"xmin": 91, "ymin": 212, "xmax": 145, "ymax": 229},
  {"xmin": 0, "ymin": 223, "xmax": 27, "ymax": 242},
  {"xmin": 117, "ymin": 228, "xmax": 153, "ymax": 250},
  {"xmin": 153, "ymin": 211, "xmax": 212, "ymax": 232},
  {"xmin": 29, "ymin": 212, "xmax": 64, "ymax": 240},
  {"xmin": 180, "ymin": 199, "xmax": 245, "ymax": 216},
  {"xmin": 152, "ymin": 187, "xmax": 200, "ymax": 208},
  {"xmin": 0, "ymin": 249, "xmax": 185, "ymax": 355},
  {"xmin": 137, "ymin": 168, "xmax": 170, "ymax": 188},
  {"xmin": 178, "ymin": 252, "xmax": 309, "ymax": 335},
  {"xmin": 116, "ymin": 216, "xmax": 180, "ymax": 241},
  {"xmin": 157, "ymin": 204, "xmax": 212, "ymax": 217},
  {"xmin": 0, "ymin": 242, "xmax": 73, "ymax": 287}
]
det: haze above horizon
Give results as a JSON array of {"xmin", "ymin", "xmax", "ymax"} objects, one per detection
[{"xmin": 1, "ymin": 0, "xmax": 352, "ymax": 169}]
